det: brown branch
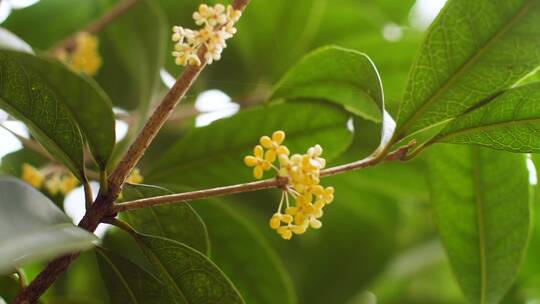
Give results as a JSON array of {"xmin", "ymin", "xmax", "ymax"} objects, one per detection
[
  {"xmin": 107, "ymin": 61, "xmax": 207, "ymax": 195},
  {"xmin": 13, "ymin": 1, "xmax": 251, "ymax": 303},
  {"xmin": 112, "ymin": 177, "xmax": 288, "ymax": 213},
  {"xmin": 49, "ymin": 0, "xmax": 141, "ymax": 53},
  {"xmin": 110, "ymin": 141, "xmax": 416, "ymax": 214}
]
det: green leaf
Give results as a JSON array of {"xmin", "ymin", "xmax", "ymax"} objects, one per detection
[
  {"xmin": 272, "ymin": 46, "xmax": 395, "ymax": 157},
  {"xmin": 0, "ymin": 50, "xmax": 85, "ymax": 178},
  {"xmin": 96, "ymin": 248, "xmax": 175, "ymax": 304},
  {"xmin": 1, "ymin": 148, "xmax": 49, "ymax": 178},
  {"xmin": 0, "ymin": 50, "xmax": 116, "ymax": 173},
  {"xmin": 432, "ymin": 82, "xmax": 540, "ymax": 153},
  {"xmin": 272, "ymin": 46, "xmax": 382, "ymax": 121},
  {"xmin": 0, "ymin": 177, "xmax": 96, "ymax": 274},
  {"xmin": 428, "ymin": 145, "xmax": 531, "ymax": 303},
  {"xmin": 0, "ymin": 274, "xmax": 19, "ymax": 303},
  {"xmin": 289, "ymin": 174, "xmax": 399, "ymax": 304},
  {"xmin": 121, "ymin": 184, "xmax": 210, "ymax": 255},
  {"xmin": 133, "ymin": 233, "xmax": 245, "ymax": 304},
  {"xmin": 0, "ymin": 27, "xmax": 33, "ymax": 54},
  {"xmin": 146, "ymin": 101, "xmax": 352, "ymax": 189},
  {"xmin": 396, "ymin": 0, "xmax": 540, "ymax": 139},
  {"xmin": 193, "ymin": 201, "xmax": 296, "ymax": 304},
  {"xmin": 2, "ymin": 0, "xmax": 102, "ymax": 50},
  {"xmin": 95, "ymin": 0, "xmax": 167, "ymax": 112}
]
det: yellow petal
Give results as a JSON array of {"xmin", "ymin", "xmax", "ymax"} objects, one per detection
[
  {"xmin": 254, "ymin": 145, "xmax": 264, "ymax": 158},
  {"xmin": 253, "ymin": 166, "xmax": 264, "ymax": 179},
  {"xmin": 264, "ymin": 150, "xmax": 276, "ymax": 163},
  {"xmin": 272, "ymin": 130, "xmax": 285, "ymax": 144},
  {"xmin": 260, "ymin": 136, "xmax": 273, "ymax": 149},
  {"xmin": 244, "ymin": 156, "xmax": 258, "ymax": 167}
]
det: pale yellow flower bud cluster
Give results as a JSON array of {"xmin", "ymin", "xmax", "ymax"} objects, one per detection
[
  {"xmin": 21, "ymin": 163, "xmax": 79, "ymax": 196},
  {"xmin": 171, "ymin": 3, "xmax": 241, "ymax": 66},
  {"xmin": 244, "ymin": 131, "xmax": 334, "ymax": 240},
  {"xmin": 57, "ymin": 32, "xmax": 102, "ymax": 76}
]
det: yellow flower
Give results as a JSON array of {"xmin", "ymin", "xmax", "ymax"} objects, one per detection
[
  {"xmin": 57, "ymin": 32, "xmax": 102, "ymax": 76},
  {"xmin": 45, "ymin": 175, "xmax": 61, "ymax": 196},
  {"xmin": 21, "ymin": 163, "xmax": 44, "ymax": 188},
  {"xmin": 260, "ymin": 130, "xmax": 289, "ymax": 162},
  {"xmin": 244, "ymin": 145, "xmax": 272, "ymax": 179},
  {"xmin": 127, "ymin": 168, "xmax": 143, "ymax": 184},
  {"xmin": 59, "ymin": 174, "xmax": 79, "ymax": 195},
  {"xmin": 246, "ymin": 131, "xmax": 334, "ymax": 240},
  {"xmin": 172, "ymin": 3, "xmax": 242, "ymax": 66}
]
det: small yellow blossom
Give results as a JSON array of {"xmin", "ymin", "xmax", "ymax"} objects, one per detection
[
  {"xmin": 21, "ymin": 163, "xmax": 44, "ymax": 188},
  {"xmin": 244, "ymin": 145, "xmax": 272, "ymax": 179},
  {"xmin": 45, "ymin": 175, "xmax": 61, "ymax": 196},
  {"xmin": 21, "ymin": 164, "xmax": 79, "ymax": 195},
  {"xmin": 171, "ymin": 3, "xmax": 242, "ymax": 66},
  {"xmin": 260, "ymin": 130, "xmax": 289, "ymax": 162},
  {"xmin": 244, "ymin": 130, "xmax": 334, "ymax": 240},
  {"xmin": 126, "ymin": 168, "xmax": 144, "ymax": 184},
  {"xmin": 57, "ymin": 32, "xmax": 102, "ymax": 76},
  {"xmin": 59, "ymin": 174, "xmax": 79, "ymax": 194}
]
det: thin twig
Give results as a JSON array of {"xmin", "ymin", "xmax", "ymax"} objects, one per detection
[
  {"xmin": 111, "ymin": 141, "xmax": 416, "ymax": 214},
  {"xmin": 112, "ymin": 177, "xmax": 288, "ymax": 213},
  {"xmin": 49, "ymin": 0, "xmax": 141, "ymax": 53}
]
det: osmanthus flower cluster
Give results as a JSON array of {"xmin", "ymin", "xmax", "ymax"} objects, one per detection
[
  {"xmin": 21, "ymin": 163, "xmax": 79, "ymax": 196},
  {"xmin": 56, "ymin": 32, "xmax": 102, "ymax": 76},
  {"xmin": 245, "ymin": 131, "xmax": 335, "ymax": 240},
  {"xmin": 171, "ymin": 3, "xmax": 242, "ymax": 66}
]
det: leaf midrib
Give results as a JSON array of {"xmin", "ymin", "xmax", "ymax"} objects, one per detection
[
  {"xmin": 472, "ymin": 148, "xmax": 487, "ymax": 304},
  {"xmin": 397, "ymin": 0, "xmax": 535, "ymax": 137},
  {"xmin": 436, "ymin": 117, "xmax": 540, "ymax": 143},
  {"xmin": 98, "ymin": 251, "xmax": 139, "ymax": 304},
  {"xmin": 139, "ymin": 238, "xmax": 189, "ymax": 304}
]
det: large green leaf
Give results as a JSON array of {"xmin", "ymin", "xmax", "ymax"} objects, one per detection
[
  {"xmin": 0, "ymin": 50, "xmax": 84, "ymax": 178},
  {"xmin": 0, "ymin": 50, "xmax": 116, "ymax": 173},
  {"xmin": 272, "ymin": 46, "xmax": 382, "ymax": 121},
  {"xmin": 272, "ymin": 46, "xmax": 395, "ymax": 157},
  {"xmin": 428, "ymin": 145, "xmax": 531, "ymax": 303},
  {"xmin": 432, "ymin": 82, "xmax": 540, "ymax": 153},
  {"xmin": 147, "ymin": 101, "xmax": 352, "ymax": 189},
  {"xmin": 121, "ymin": 184, "xmax": 210, "ymax": 255},
  {"xmin": 3, "ymin": 0, "xmax": 166, "ymax": 112},
  {"xmin": 134, "ymin": 233, "xmax": 245, "ymax": 304},
  {"xmin": 96, "ymin": 248, "xmax": 175, "ymax": 304},
  {"xmin": 0, "ymin": 177, "xmax": 96, "ymax": 274},
  {"xmin": 396, "ymin": 0, "xmax": 540, "ymax": 140},
  {"xmin": 194, "ymin": 201, "xmax": 296, "ymax": 304}
]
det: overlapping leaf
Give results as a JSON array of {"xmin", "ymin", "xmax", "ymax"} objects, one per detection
[
  {"xmin": 96, "ymin": 248, "xmax": 175, "ymax": 304},
  {"xmin": 428, "ymin": 145, "xmax": 530, "ymax": 303},
  {"xmin": 272, "ymin": 46, "xmax": 395, "ymax": 157},
  {"xmin": 432, "ymin": 82, "xmax": 540, "ymax": 153},
  {"xmin": 194, "ymin": 201, "xmax": 296, "ymax": 304},
  {"xmin": 122, "ymin": 184, "xmax": 210, "ymax": 255},
  {"xmin": 147, "ymin": 101, "xmax": 352, "ymax": 189},
  {"xmin": 0, "ymin": 50, "xmax": 116, "ymax": 175},
  {"xmin": 134, "ymin": 233, "xmax": 245, "ymax": 304},
  {"xmin": 0, "ymin": 50, "xmax": 85, "ymax": 178},
  {"xmin": 0, "ymin": 177, "xmax": 96, "ymax": 273},
  {"xmin": 397, "ymin": 0, "xmax": 540, "ymax": 139}
]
